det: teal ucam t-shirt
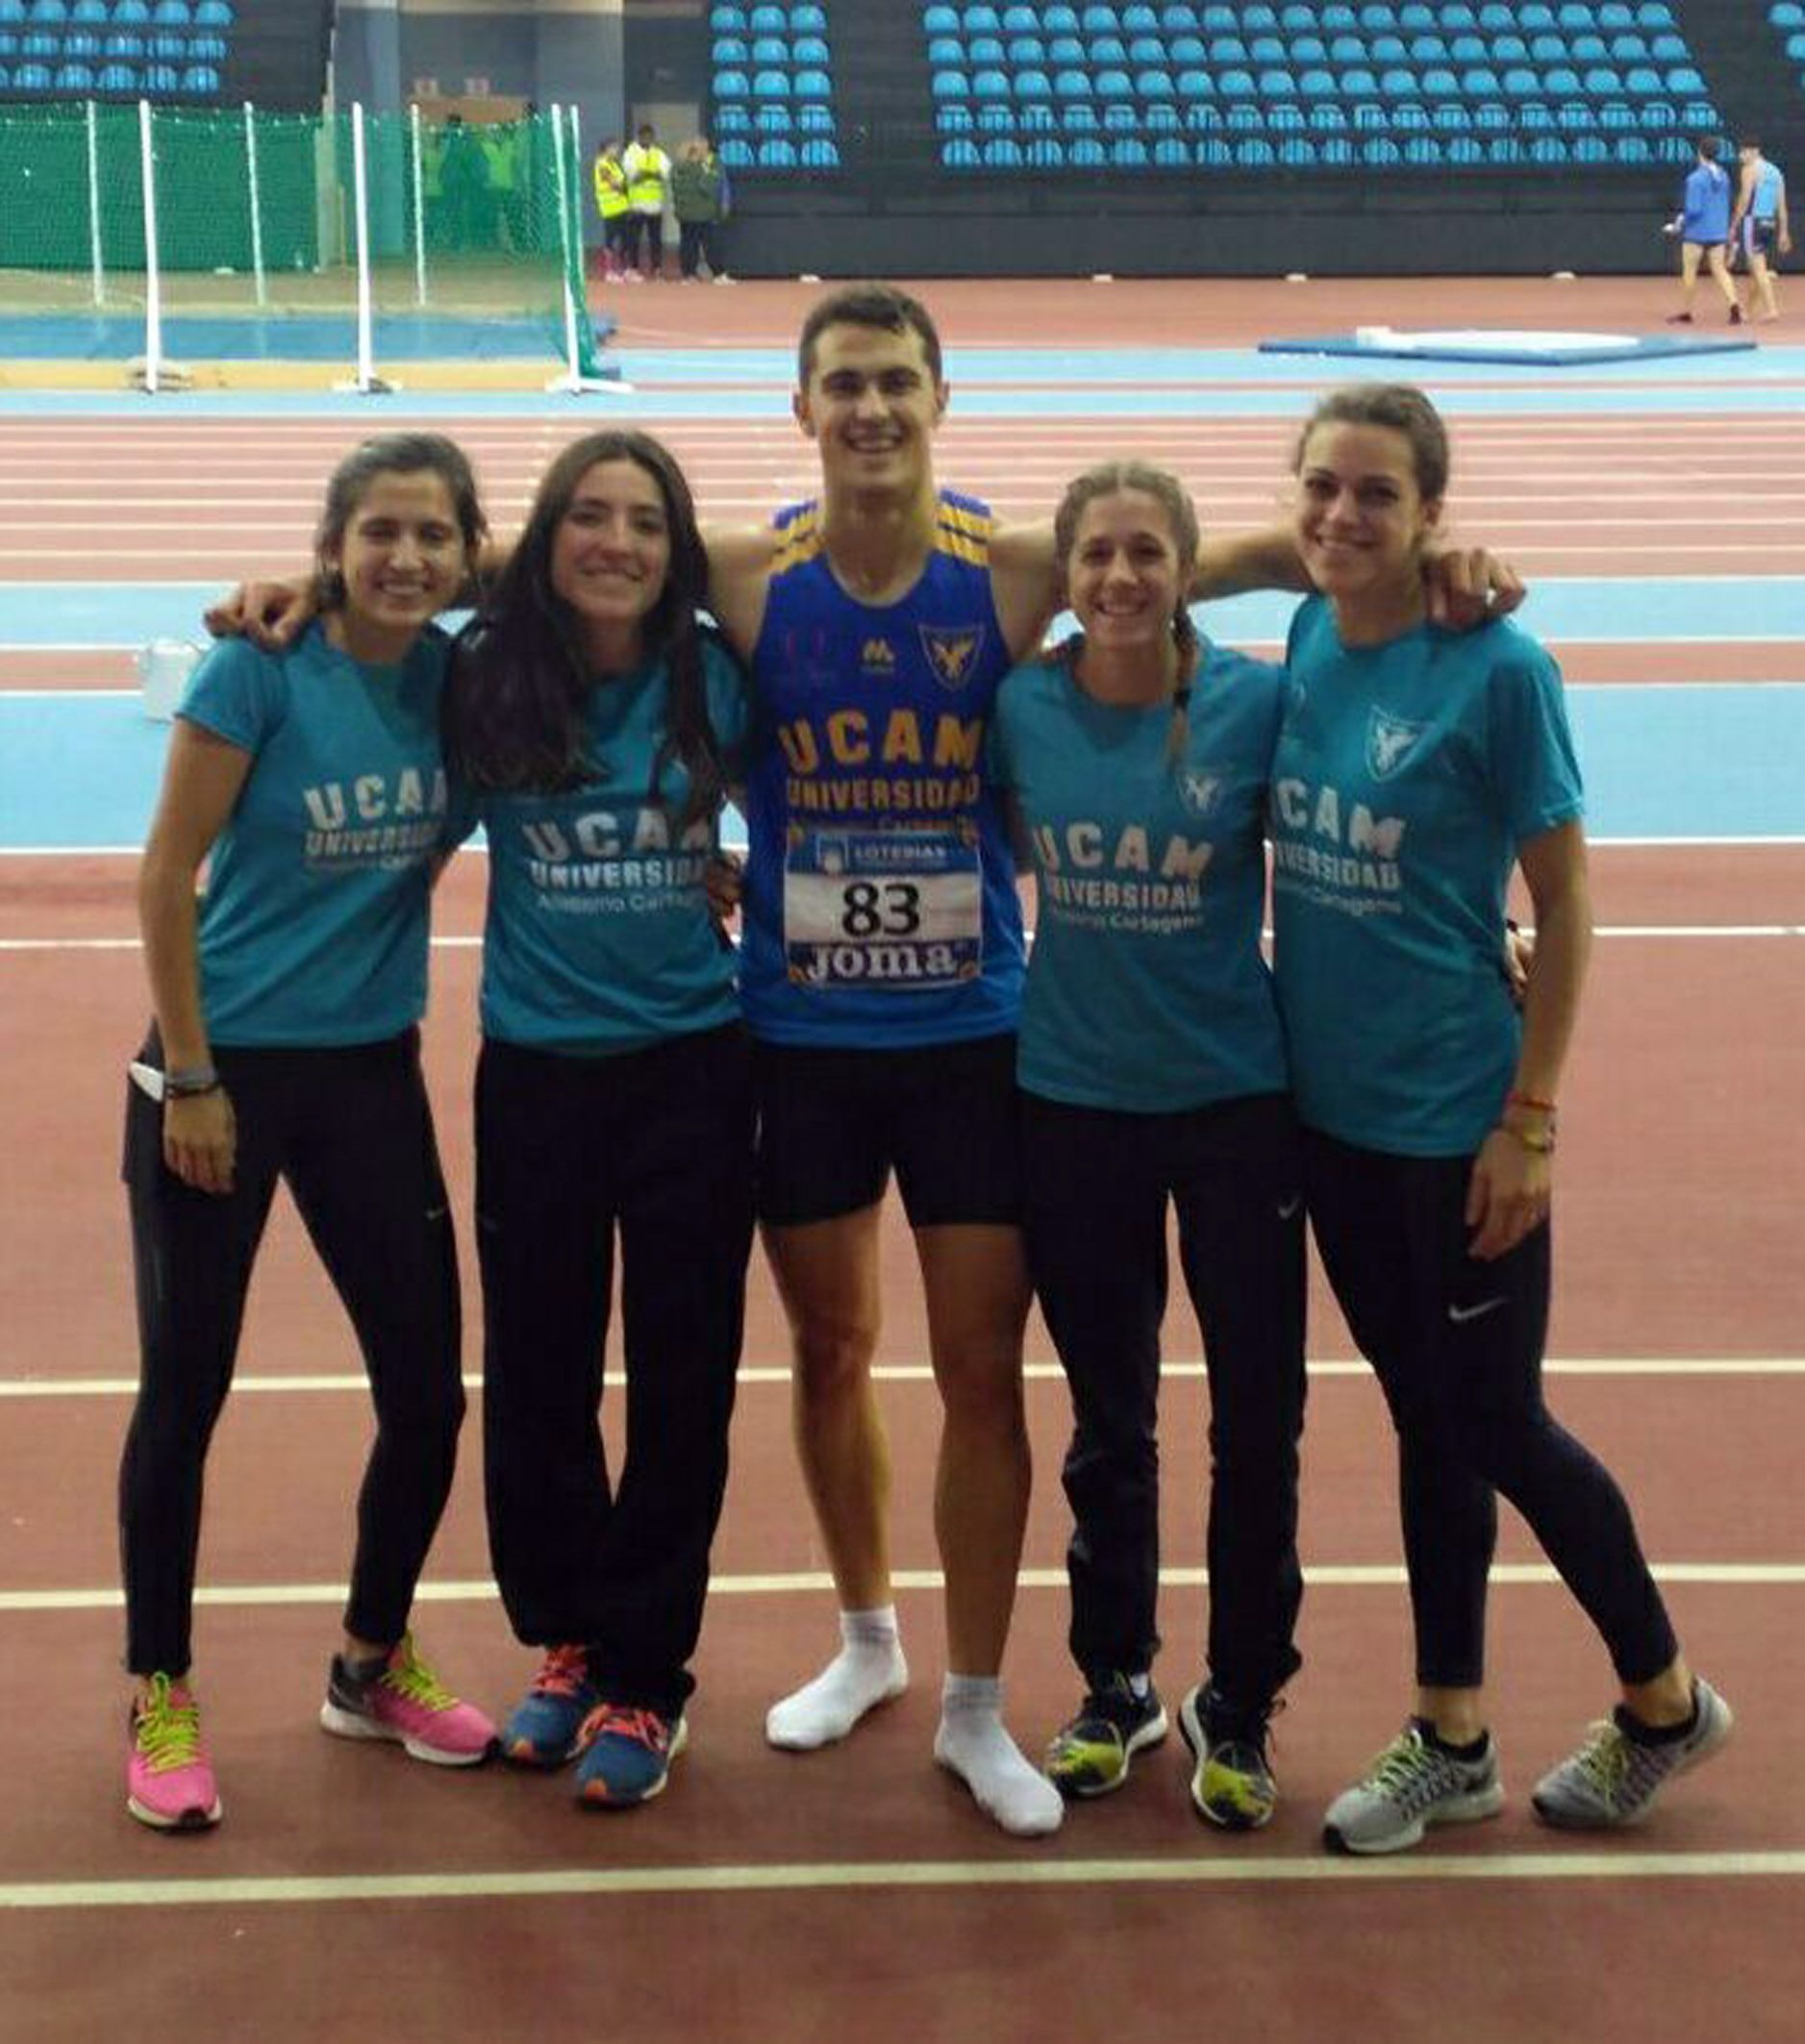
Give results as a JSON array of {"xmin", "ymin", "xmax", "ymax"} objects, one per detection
[
  {"xmin": 1268, "ymin": 596, "xmax": 1584, "ymax": 1157},
  {"xmin": 178, "ymin": 622, "xmax": 454, "ymax": 1048},
  {"xmin": 467, "ymin": 636, "xmax": 749, "ymax": 1054},
  {"xmin": 989, "ymin": 641, "xmax": 1290, "ymax": 1113}
]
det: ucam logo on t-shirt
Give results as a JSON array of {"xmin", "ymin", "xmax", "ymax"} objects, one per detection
[{"xmin": 1270, "ymin": 776, "xmax": 1407, "ymax": 916}]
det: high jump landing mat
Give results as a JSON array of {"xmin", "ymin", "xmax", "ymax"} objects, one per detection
[{"xmin": 1258, "ymin": 325, "xmax": 1758, "ymax": 366}]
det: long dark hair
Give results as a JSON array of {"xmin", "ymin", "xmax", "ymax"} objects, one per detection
[{"xmin": 444, "ymin": 430, "xmax": 726, "ymax": 831}]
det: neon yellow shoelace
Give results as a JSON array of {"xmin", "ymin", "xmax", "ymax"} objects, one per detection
[
  {"xmin": 378, "ymin": 1636, "xmax": 457, "ymax": 1712},
  {"xmin": 134, "ymin": 1673, "xmax": 205, "ymax": 1775}
]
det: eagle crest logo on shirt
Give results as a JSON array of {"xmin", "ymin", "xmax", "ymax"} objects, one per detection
[
  {"xmin": 1177, "ymin": 767, "xmax": 1224, "ymax": 818},
  {"xmin": 1366, "ymin": 706, "xmax": 1426, "ymax": 782},
  {"xmin": 918, "ymin": 625, "xmax": 985, "ymax": 691}
]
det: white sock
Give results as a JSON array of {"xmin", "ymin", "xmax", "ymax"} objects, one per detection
[
  {"xmin": 934, "ymin": 1674, "xmax": 1064, "ymax": 1838},
  {"xmin": 765, "ymin": 1608, "xmax": 909, "ymax": 1751}
]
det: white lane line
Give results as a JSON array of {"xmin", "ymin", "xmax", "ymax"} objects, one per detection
[
  {"xmin": 4, "ymin": 1849, "xmax": 1804, "ymax": 1912},
  {"xmin": 2, "ymin": 1359, "xmax": 1800, "ymax": 1397},
  {"xmin": 2, "ymin": 1562, "xmax": 1799, "ymax": 1616}
]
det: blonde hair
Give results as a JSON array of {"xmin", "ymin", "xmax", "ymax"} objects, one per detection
[{"xmin": 1051, "ymin": 461, "xmax": 1201, "ymax": 767}]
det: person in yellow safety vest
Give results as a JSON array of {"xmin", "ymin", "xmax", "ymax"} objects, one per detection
[
  {"xmin": 621, "ymin": 121, "xmax": 672, "ymax": 281},
  {"xmin": 593, "ymin": 137, "xmax": 633, "ymax": 282}
]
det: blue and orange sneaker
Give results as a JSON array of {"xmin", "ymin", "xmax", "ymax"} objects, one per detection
[
  {"xmin": 127, "ymin": 1673, "xmax": 223, "ymax": 1832},
  {"xmin": 318, "ymin": 1634, "xmax": 496, "ymax": 1766},
  {"xmin": 503, "ymin": 1646, "xmax": 600, "ymax": 1768},
  {"xmin": 574, "ymin": 1702, "xmax": 688, "ymax": 1807}
]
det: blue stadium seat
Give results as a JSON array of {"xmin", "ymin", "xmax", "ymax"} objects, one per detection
[
  {"xmin": 714, "ymin": 35, "xmax": 749, "ymax": 62},
  {"xmin": 1320, "ymin": 1, "xmax": 1359, "ymax": 23},
  {"xmin": 1017, "ymin": 67, "xmax": 1053, "ymax": 99},
  {"xmin": 1379, "ymin": 65, "xmax": 1415, "ymax": 94},
  {"xmin": 1557, "ymin": 100, "xmax": 1593, "ymax": 131},
  {"xmin": 1112, "ymin": 136, "xmax": 1151, "ymax": 165},
  {"xmin": 1009, "ymin": 35, "xmax": 1046, "ymax": 62},
  {"xmin": 151, "ymin": 0, "xmax": 190, "ymax": 22},
  {"xmin": 927, "ymin": 36, "xmax": 961, "ymax": 64},
  {"xmin": 1102, "ymin": 99, "xmax": 1138, "ymax": 130},
  {"xmin": 104, "ymin": 29, "xmax": 143, "ymax": 55},
  {"xmin": 1138, "ymin": 64, "xmax": 1176, "ymax": 94},
  {"xmin": 931, "ymin": 67, "xmax": 969, "ymax": 97},
  {"xmin": 750, "ymin": 35, "xmax": 787, "ymax": 62},
  {"xmin": 1461, "ymin": 64, "xmax": 1500, "ymax": 94},
  {"xmin": 179, "ymin": 60, "xmax": 217, "ymax": 90},
  {"xmin": 13, "ymin": 59, "xmax": 51, "ymax": 86},
  {"xmin": 1342, "ymin": 64, "xmax": 1379, "ymax": 92},
  {"xmin": 1638, "ymin": 97, "xmax": 1674, "ymax": 129},
  {"xmin": 1023, "ymin": 135, "xmax": 1065, "ymax": 166},
  {"xmin": 749, "ymin": 4, "xmax": 786, "ymax": 30},
  {"xmin": 1080, "ymin": 5, "xmax": 1115, "ymax": 28},
  {"xmin": 1328, "ymin": 35, "xmax": 1365, "ymax": 61},
  {"xmin": 1613, "ymin": 134, "xmax": 1652, "ymax": 162},
  {"xmin": 1277, "ymin": 137, "xmax": 1318, "ymax": 164},
  {"xmin": 936, "ymin": 101, "xmax": 974, "ymax": 133},
  {"xmin": 73, "ymin": 0, "xmax": 107, "ymax": 18},
  {"xmin": 1572, "ymin": 134, "xmax": 1610, "ymax": 162},
  {"xmin": 794, "ymin": 63, "xmax": 831, "ymax": 96},
  {"xmin": 1486, "ymin": 135, "xmax": 1522, "ymax": 162},
  {"xmin": 1020, "ymin": 98, "xmax": 1057, "ymax": 129},
  {"xmin": 1069, "ymin": 135, "xmax": 1108, "ymax": 163},
  {"xmin": 1398, "ymin": 1, "xmax": 1435, "ymax": 25},
  {"xmin": 1146, "ymin": 99, "xmax": 1180, "ymax": 130},
  {"xmin": 1216, "ymin": 64, "xmax": 1254, "ymax": 96},
  {"xmin": 940, "ymin": 137, "xmax": 980, "ymax": 167},
  {"xmin": 1408, "ymin": 34, "xmax": 1448, "ymax": 60},
  {"xmin": 1441, "ymin": 3, "xmax": 1478, "ymax": 26},
  {"xmin": 1128, "ymin": 34, "xmax": 1164, "ymax": 62},
  {"xmin": 1093, "ymin": 64, "xmax": 1130, "ymax": 94},
  {"xmin": 799, "ymin": 137, "xmax": 840, "ymax": 167},
  {"xmin": 1319, "ymin": 135, "xmax": 1357, "ymax": 163},
  {"xmin": 712, "ymin": 3, "xmax": 747, "ymax": 24},
  {"xmin": 1046, "ymin": 3, "xmax": 1082, "ymax": 25},
  {"xmin": 1492, "ymin": 34, "xmax": 1528, "ymax": 60},
  {"xmin": 1280, "ymin": 2, "xmax": 1316, "ymax": 25},
  {"xmin": 1448, "ymin": 33, "xmax": 1484, "ymax": 60},
  {"xmin": 1209, "ymin": 35, "xmax": 1247, "ymax": 62},
  {"xmin": 57, "ymin": 60, "xmax": 94, "ymax": 87},
  {"xmin": 1249, "ymin": 34, "xmax": 1286, "ymax": 62},
  {"xmin": 1049, "ymin": 33, "xmax": 1086, "ymax": 61},
  {"xmin": 923, "ymin": 5, "xmax": 959, "ymax": 28},
  {"xmin": 1472, "ymin": 98, "xmax": 1510, "ymax": 128},
  {"xmin": 1002, "ymin": 3, "xmax": 1040, "ymax": 27},
  {"xmin": 30, "ymin": 0, "xmax": 68, "ymax": 20},
  {"xmin": 1244, "ymin": 1, "xmax": 1280, "ymax": 26},
  {"xmin": 1152, "ymin": 135, "xmax": 1191, "ymax": 163},
  {"xmin": 716, "ymin": 104, "xmax": 751, "ymax": 135},
  {"xmin": 1432, "ymin": 101, "xmax": 1472, "ymax": 130},
  {"xmin": 1528, "ymin": 32, "xmax": 1562, "ymax": 58},
  {"xmin": 1361, "ymin": 135, "xmax": 1401, "ymax": 162},
  {"xmin": 1555, "ymin": 4, "xmax": 1592, "ymax": 26},
  {"xmin": 1500, "ymin": 65, "xmax": 1537, "ymax": 96},
  {"xmin": 65, "ymin": 27, "xmax": 98, "ymax": 54},
  {"xmin": 1571, "ymin": 33, "xmax": 1608, "ymax": 60},
  {"xmin": 1517, "ymin": 99, "xmax": 1553, "ymax": 130},
  {"xmin": 1596, "ymin": 0, "xmax": 1634, "ymax": 21},
  {"xmin": 792, "ymin": 4, "xmax": 827, "ymax": 27},
  {"xmin": 1528, "ymin": 135, "xmax": 1569, "ymax": 162},
  {"xmin": 757, "ymin": 137, "xmax": 797, "ymax": 166},
  {"xmin": 1234, "ymin": 137, "xmax": 1275, "ymax": 164},
  {"xmin": 976, "ymin": 102, "xmax": 1014, "ymax": 133},
  {"xmin": 1583, "ymin": 64, "xmax": 1622, "ymax": 94},
  {"xmin": 972, "ymin": 66, "xmax": 1009, "ymax": 97},
  {"xmin": 1061, "ymin": 99, "xmax": 1099, "ymax": 131},
  {"xmin": 1054, "ymin": 65, "xmax": 1091, "ymax": 94},
  {"xmin": 1370, "ymin": 35, "xmax": 1407, "ymax": 61},
  {"xmin": 1175, "ymin": 64, "xmax": 1211, "ymax": 93},
  {"xmin": 113, "ymin": 0, "xmax": 150, "ymax": 18},
  {"xmin": 1608, "ymin": 32, "xmax": 1648, "ymax": 60},
  {"xmin": 1665, "ymin": 64, "xmax": 1705, "ymax": 94},
  {"xmin": 1444, "ymin": 135, "xmax": 1482, "ymax": 162},
  {"xmin": 1478, "ymin": 1, "xmax": 1517, "ymax": 23},
  {"xmin": 1123, "ymin": 2, "xmax": 1160, "ymax": 27},
  {"xmin": 1623, "ymin": 63, "xmax": 1660, "ymax": 93},
  {"xmin": 143, "ymin": 59, "xmax": 176, "ymax": 87},
  {"xmin": 1299, "ymin": 64, "xmax": 1335, "ymax": 94},
  {"xmin": 754, "ymin": 104, "xmax": 792, "ymax": 133},
  {"xmin": 1420, "ymin": 63, "xmax": 1456, "ymax": 92},
  {"xmin": 1091, "ymin": 34, "xmax": 1128, "ymax": 62},
  {"xmin": 966, "ymin": 34, "xmax": 1003, "ymax": 64},
  {"xmin": 714, "ymin": 67, "xmax": 749, "ymax": 97},
  {"xmin": 720, "ymin": 136, "xmax": 754, "ymax": 167},
  {"xmin": 751, "ymin": 68, "xmax": 790, "ymax": 97},
  {"xmin": 1293, "ymin": 34, "xmax": 1327, "ymax": 61},
  {"xmin": 1162, "ymin": 4, "xmax": 1201, "ymax": 27},
  {"xmin": 1403, "ymin": 136, "xmax": 1441, "ymax": 163},
  {"xmin": 1183, "ymin": 96, "xmax": 1222, "ymax": 130},
  {"xmin": 1308, "ymin": 100, "xmax": 1349, "ymax": 129}
]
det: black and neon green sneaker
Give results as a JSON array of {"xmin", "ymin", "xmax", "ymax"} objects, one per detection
[
  {"xmin": 1179, "ymin": 1683, "xmax": 1279, "ymax": 1831},
  {"xmin": 1044, "ymin": 1674, "xmax": 1168, "ymax": 1799}
]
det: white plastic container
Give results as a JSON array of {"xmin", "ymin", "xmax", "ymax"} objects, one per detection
[{"xmin": 138, "ymin": 638, "xmax": 205, "ymax": 722}]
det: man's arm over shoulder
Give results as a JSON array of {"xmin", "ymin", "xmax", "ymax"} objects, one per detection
[
  {"xmin": 988, "ymin": 518, "xmax": 1061, "ymax": 662},
  {"xmin": 702, "ymin": 520, "xmax": 778, "ymax": 660}
]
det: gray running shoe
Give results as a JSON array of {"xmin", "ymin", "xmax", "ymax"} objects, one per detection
[
  {"xmin": 1323, "ymin": 1723, "xmax": 1504, "ymax": 1855},
  {"xmin": 1044, "ymin": 1673, "xmax": 1168, "ymax": 1798},
  {"xmin": 1531, "ymin": 1679, "xmax": 1733, "ymax": 1830}
]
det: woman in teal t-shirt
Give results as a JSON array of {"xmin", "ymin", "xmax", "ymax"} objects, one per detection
[
  {"xmin": 443, "ymin": 430, "xmax": 754, "ymax": 1810},
  {"xmin": 1269, "ymin": 384, "xmax": 1730, "ymax": 1854},
  {"xmin": 121, "ymin": 435, "xmax": 497, "ymax": 1832},
  {"xmin": 990, "ymin": 462, "xmax": 1305, "ymax": 1832}
]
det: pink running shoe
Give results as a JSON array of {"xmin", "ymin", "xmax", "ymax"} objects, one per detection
[
  {"xmin": 127, "ymin": 1673, "xmax": 223, "ymax": 1832},
  {"xmin": 318, "ymin": 1634, "xmax": 496, "ymax": 1766}
]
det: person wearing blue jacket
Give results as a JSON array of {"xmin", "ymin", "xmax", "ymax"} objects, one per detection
[{"xmin": 1666, "ymin": 135, "xmax": 1741, "ymax": 325}]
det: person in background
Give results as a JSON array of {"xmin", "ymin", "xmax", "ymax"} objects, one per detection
[
  {"xmin": 1267, "ymin": 383, "xmax": 1732, "ymax": 1856},
  {"xmin": 592, "ymin": 137, "xmax": 633, "ymax": 283},
  {"xmin": 621, "ymin": 122, "xmax": 673, "ymax": 281},
  {"xmin": 672, "ymin": 136, "xmax": 733, "ymax": 285},
  {"xmin": 1729, "ymin": 136, "xmax": 1791, "ymax": 323},
  {"xmin": 119, "ymin": 435, "xmax": 496, "ymax": 1832},
  {"xmin": 1665, "ymin": 135, "xmax": 1740, "ymax": 325}
]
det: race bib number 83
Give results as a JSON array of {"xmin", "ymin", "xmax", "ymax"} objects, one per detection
[{"xmin": 784, "ymin": 826, "xmax": 983, "ymax": 990}]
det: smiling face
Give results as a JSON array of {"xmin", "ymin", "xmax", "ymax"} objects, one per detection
[
  {"xmin": 793, "ymin": 319, "xmax": 947, "ymax": 504},
  {"xmin": 1065, "ymin": 487, "xmax": 1191, "ymax": 663},
  {"xmin": 1294, "ymin": 418, "xmax": 1441, "ymax": 616},
  {"xmin": 322, "ymin": 468, "xmax": 470, "ymax": 661},
  {"xmin": 549, "ymin": 456, "xmax": 672, "ymax": 666}
]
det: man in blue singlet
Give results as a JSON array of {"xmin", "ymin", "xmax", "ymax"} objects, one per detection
[
  {"xmin": 1730, "ymin": 137, "xmax": 1792, "ymax": 324},
  {"xmin": 1665, "ymin": 135, "xmax": 1740, "ymax": 326}
]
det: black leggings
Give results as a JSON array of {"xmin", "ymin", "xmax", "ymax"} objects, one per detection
[
  {"xmin": 1303, "ymin": 1128, "xmax": 1678, "ymax": 1689},
  {"xmin": 1022, "ymin": 1089, "xmax": 1308, "ymax": 1710},
  {"xmin": 476, "ymin": 1025, "xmax": 755, "ymax": 1719},
  {"xmin": 119, "ymin": 1029, "xmax": 463, "ymax": 1677}
]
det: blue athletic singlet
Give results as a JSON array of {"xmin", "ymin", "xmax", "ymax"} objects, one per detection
[
  {"xmin": 739, "ymin": 488, "xmax": 1025, "ymax": 1047},
  {"xmin": 1752, "ymin": 159, "xmax": 1785, "ymax": 222}
]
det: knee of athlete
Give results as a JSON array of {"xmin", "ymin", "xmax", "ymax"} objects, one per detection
[
  {"xmin": 790, "ymin": 1316, "xmax": 880, "ymax": 1399},
  {"xmin": 939, "ymin": 1357, "xmax": 1028, "ymax": 1436}
]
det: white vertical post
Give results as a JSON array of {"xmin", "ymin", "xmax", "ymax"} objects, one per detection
[
  {"xmin": 409, "ymin": 102, "xmax": 428, "ymax": 307},
  {"xmin": 86, "ymin": 100, "xmax": 105, "ymax": 308},
  {"xmin": 550, "ymin": 104, "xmax": 580, "ymax": 375},
  {"xmin": 242, "ymin": 102, "xmax": 268, "ymax": 309},
  {"xmin": 544, "ymin": 104, "xmax": 623, "ymax": 395},
  {"xmin": 349, "ymin": 101, "xmax": 382, "ymax": 392},
  {"xmin": 138, "ymin": 99, "xmax": 163, "ymax": 393}
]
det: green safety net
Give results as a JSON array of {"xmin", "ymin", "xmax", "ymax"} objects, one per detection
[{"xmin": 0, "ymin": 101, "xmax": 604, "ymax": 377}]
